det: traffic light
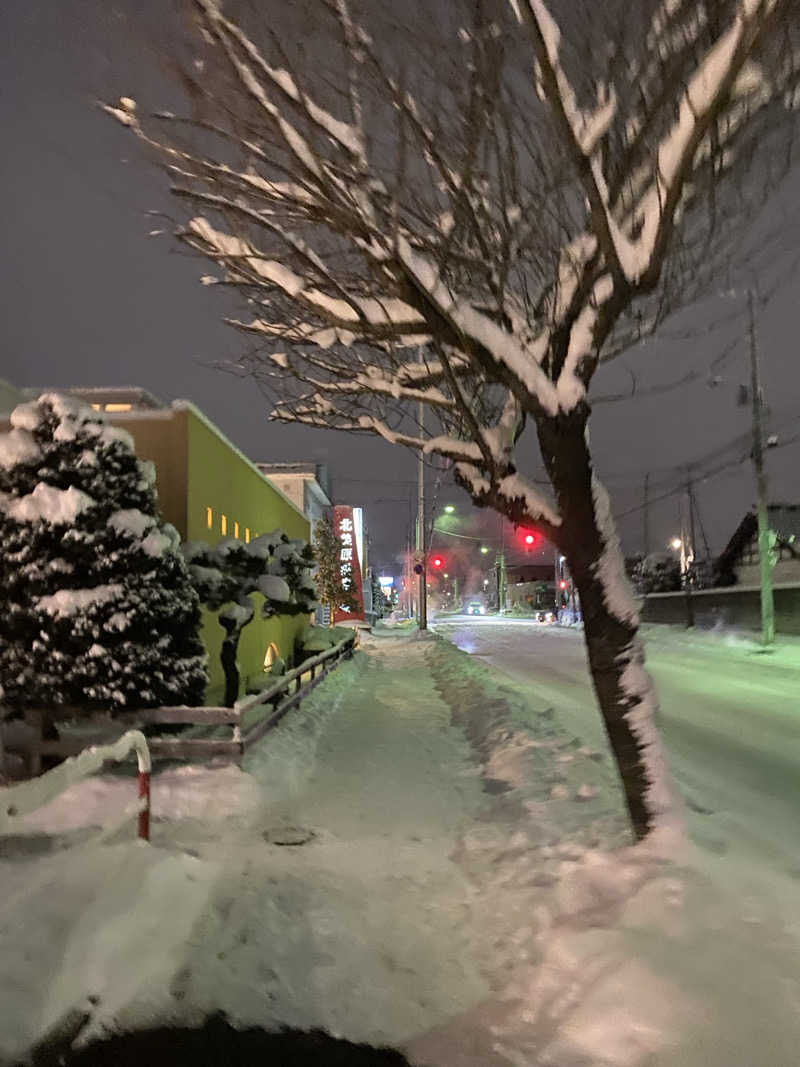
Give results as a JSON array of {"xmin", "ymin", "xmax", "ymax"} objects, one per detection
[
  {"xmin": 521, "ymin": 530, "xmax": 537, "ymax": 553},
  {"xmin": 431, "ymin": 555, "xmax": 444, "ymax": 569},
  {"xmin": 559, "ymin": 579, "xmax": 568, "ymax": 590}
]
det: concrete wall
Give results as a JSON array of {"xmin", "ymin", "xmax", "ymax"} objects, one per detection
[
  {"xmin": 736, "ymin": 559, "xmax": 800, "ymax": 586},
  {"xmin": 640, "ymin": 583, "xmax": 800, "ymax": 635},
  {"xmin": 117, "ymin": 409, "xmax": 189, "ymax": 535},
  {"xmin": 264, "ymin": 474, "xmax": 305, "ymax": 515}
]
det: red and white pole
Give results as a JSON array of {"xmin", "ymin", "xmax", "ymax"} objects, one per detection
[
  {"xmin": 127, "ymin": 730, "xmax": 152, "ymax": 843},
  {"xmin": 137, "ymin": 768, "xmax": 151, "ymax": 841}
]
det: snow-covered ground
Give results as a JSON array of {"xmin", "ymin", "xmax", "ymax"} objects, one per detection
[{"xmin": 2, "ymin": 624, "xmax": 800, "ymax": 1065}]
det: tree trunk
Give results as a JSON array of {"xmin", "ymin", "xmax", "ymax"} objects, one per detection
[
  {"xmin": 220, "ymin": 624, "xmax": 243, "ymax": 707},
  {"xmin": 537, "ymin": 409, "xmax": 673, "ymax": 841}
]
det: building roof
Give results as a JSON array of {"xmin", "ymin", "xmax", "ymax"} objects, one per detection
[
  {"xmin": 25, "ymin": 385, "xmax": 165, "ymax": 410},
  {"xmin": 256, "ymin": 461, "xmax": 332, "ymax": 506},
  {"xmin": 716, "ymin": 504, "xmax": 800, "ymax": 580}
]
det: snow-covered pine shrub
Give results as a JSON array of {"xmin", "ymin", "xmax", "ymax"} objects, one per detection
[
  {"xmin": 0, "ymin": 394, "xmax": 208, "ymax": 712},
  {"xmin": 184, "ymin": 530, "xmax": 316, "ymax": 705}
]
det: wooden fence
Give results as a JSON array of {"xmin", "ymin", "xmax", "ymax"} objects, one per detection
[{"xmin": 2, "ymin": 634, "xmax": 355, "ymax": 779}]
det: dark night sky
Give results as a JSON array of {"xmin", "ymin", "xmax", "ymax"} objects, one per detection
[{"xmin": 2, "ymin": 0, "xmax": 799, "ymax": 579}]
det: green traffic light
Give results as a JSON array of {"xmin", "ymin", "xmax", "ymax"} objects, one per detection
[{"xmin": 444, "ymin": 505, "xmax": 455, "ymax": 514}]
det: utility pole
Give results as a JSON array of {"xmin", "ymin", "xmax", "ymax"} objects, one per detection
[
  {"xmin": 748, "ymin": 289, "xmax": 775, "ymax": 647},
  {"xmin": 498, "ymin": 517, "xmax": 506, "ymax": 613},
  {"xmin": 416, "ymin": 400, "xmax": 427, "ymax": 630},
  {"xmin": 643, "ymin": 473, "xmax": 651, "ymax": 559},
  {"xmin": 683, "ymin": 472, "xmax": 696, "ymax": 628}
]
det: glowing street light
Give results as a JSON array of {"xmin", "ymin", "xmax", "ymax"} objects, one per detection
[
  {"xmin": 670, "ymin": 538, "xmax": 682, "ymax": 550},
  {"xmin": 480, "ymin": 545, "xmax": 489, "ymax": 554},
  {"xmin": 444, "ymin": 505, "xmax": 455, "ymax": 514}
]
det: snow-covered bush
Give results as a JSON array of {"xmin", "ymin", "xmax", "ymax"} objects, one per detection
[
  {"xmin": 0, "ymin": 394, "xmax": 208, "ymax": 712},
  {"xmin": 633, "ymin": 554, "xmax": 682, "ymax": 595},
  {"xmin": 184, "ymin": 531, "xmax": 316, "ymax": 705}
]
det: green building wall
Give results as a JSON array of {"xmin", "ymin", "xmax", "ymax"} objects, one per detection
[{"xmin": 182, "ymin": 404, "xmax": 311, "ymax": 706}]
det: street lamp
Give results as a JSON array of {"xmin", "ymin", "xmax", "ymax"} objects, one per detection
[
  {"xmin": 444, "ymin": 505, "xmax": 455, "ymax": 514},
  {"xmin": 480, "ymin": 545, "xmax": 489, "ymax": 554},
  {"xmin": 670, "ymin": 538, "xmax": 682, "ymax": 550}
]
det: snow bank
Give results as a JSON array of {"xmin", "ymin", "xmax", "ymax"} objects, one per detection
[{"xmin": 0, "ymin": 841, "xmax": 218, "ymax": 1061}]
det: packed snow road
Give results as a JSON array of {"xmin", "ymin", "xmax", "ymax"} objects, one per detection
[{"xmin": 433, "ymin": 615, "xmax": 800, "ymax": 882}]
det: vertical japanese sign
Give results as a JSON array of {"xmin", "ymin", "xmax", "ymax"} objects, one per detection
[{"xmin": 334, "ymin": 505, "xmax": 366, "ymax": 623}]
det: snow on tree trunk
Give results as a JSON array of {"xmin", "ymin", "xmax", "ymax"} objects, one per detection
[
  {"xmin": 538, "ymin": 410, "xmax": 676, "ymax": 840},
  {"xmin": 0, "ymin": 394, "xmax": 208, "ymax": 713}
]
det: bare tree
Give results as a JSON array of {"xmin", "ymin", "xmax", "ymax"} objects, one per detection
[{"xmin": 106, "ymin": 0, "xmax": 800, "ymax": 839}]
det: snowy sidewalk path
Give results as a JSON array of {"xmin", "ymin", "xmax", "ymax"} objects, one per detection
[
  {"xmin": 116, "ymin": 633, "xmax": 492, "ymax": 1047},
  {"xmin": 7, "ymin": 628, "xmax": 800, "ymax": 1066}
]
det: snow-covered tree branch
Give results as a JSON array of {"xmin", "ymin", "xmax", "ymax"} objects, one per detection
[{"xmin": 108, "ymin": 0, "xmax": 799, "ymax": 839}]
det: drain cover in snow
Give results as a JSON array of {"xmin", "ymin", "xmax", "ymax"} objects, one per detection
[{"xmin": 263, "ymin": 826, "xmax": 317, "ymax": 846}]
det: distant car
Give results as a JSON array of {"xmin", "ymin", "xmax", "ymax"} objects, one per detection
[
  {"xmin": 467, "ymin": 601, "xmax": 485, "ymax": 615},
  {"xmin": 536, "ymin": 610, "xmax": 556, "ymax": 623}
]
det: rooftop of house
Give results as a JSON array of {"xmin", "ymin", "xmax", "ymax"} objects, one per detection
[{"xmin": 716, "ymin": 503, "xmax": 800, "ymax": 576}]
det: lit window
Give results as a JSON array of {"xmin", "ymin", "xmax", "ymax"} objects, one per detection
[
  {"xmin": 91, "ymin": 404, "xmax": 101, "ymax": 411},
  {"xmin": 206, "ymin": 507, "xmax": 213, "ymax": 530},
  {"xmin": 234, "ymin": 521, "xmax": 240, "ymax": 539},
  {"xmin": 221, "ymin": 514, "xmax": 228, "ymax": 535},
  {"xmin": 245, "ymin": 527, "xmax": 251, "ymax": 543},
  {"xmin": 104, "ymin": 403, "xmax": 132, "ymax": 412}
]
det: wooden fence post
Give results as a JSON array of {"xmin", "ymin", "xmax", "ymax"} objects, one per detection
[{"xmin": 24, "ymin": 709, "xmax": 43, "ymax": 777}]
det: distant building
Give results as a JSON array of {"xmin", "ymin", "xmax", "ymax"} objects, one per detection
[
  {"xmin": 506, "ymin": 563, "xmax": 556, "ymax": 612},
  {"xmin": 715, "ymin": 504, "xmax": 800, "ymax": 587},
  {"xmin": 2, "ymin": 386, "xmax": 311, "ymax": 704},
  {"xmin": 256, "ymin": 462, "xmax": 332, "ymax": 529},
  {"xmin": 0, "ymin": 379, "xmax": 26, "ymax": 415}
]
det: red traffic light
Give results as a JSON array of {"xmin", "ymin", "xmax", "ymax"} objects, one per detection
[
  {"xmin": 559, "ymin": 580, "xmax": 568, "ymax": 589},
  {"xmin": 524, "ymin": 533, "xmax": 535, "ymax": 545},
  {"xmin": 432, "ymin": 556, "xmax": 443, "ymax": 568}
]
